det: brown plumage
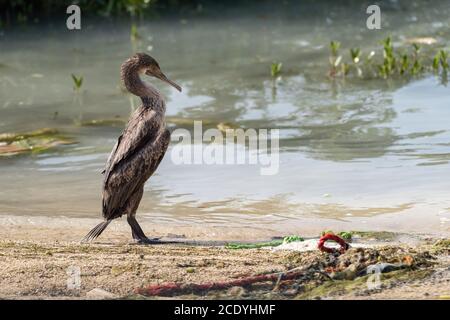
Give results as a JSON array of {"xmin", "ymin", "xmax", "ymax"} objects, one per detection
[{"xmin": 83, "ymin": 53, "xmax": 181, "ymax": 243}]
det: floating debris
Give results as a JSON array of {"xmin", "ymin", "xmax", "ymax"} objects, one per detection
[
  {"xmin": 0, "ymin": 128, "xmax": 76, "ymax": 157},
  {"xmin": 0, "ymin": 128, "xmax": 57, "ymax": 143},
  {"xmin": 216, "ymin": 122, "xmax": 235, "ymax": 133},
  {"xmin": 168, "ymin": 117, "xmax": 238, "ymax": 132},
  {"xmin": 167, "ymin": 117, "xmax": 211, "ymax": 127},
  {"xmin": 79, "ymin": 118, "xmax": 126, "ymax": 127},
  {"xmin": 78, "ymin": 116, "xmax": 239, "ymax": 133},
  {"xmin": 405, "ymin": 37, "xmax": 438, "ymax": 45}
]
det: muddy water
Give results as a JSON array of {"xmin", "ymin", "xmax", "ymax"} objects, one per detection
[{"xmin": 0, "ymin": 1, "xmax": 449, "ymax": 237}]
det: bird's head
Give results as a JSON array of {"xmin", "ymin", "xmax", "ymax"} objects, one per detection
[{"xmin": 135, "ymin": 53, "xmax": 182, "ymax": 92}]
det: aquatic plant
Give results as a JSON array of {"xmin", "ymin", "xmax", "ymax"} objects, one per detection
[
  {"xmin": 440, "ymin": 50, "xmax": 448, "ymax": 70},
  {"xmin": 433, "ymin": 52, "xmax": 441, "ymax": 70},
  {"xmin": 327, "ymin": 36, "xmax": 447, "ymax": 82},
  {"xmin": 341, "ymin": 62, "xmax": 350, "ymax": 76},
  {"xmin": 71, "ymin": 74, "xmax": 85, "ymax": 123},
  {"xmin": 71, "ymin": 74, "xmax": 83, "ymax": 91},
  {"xmin": 270, "ymin": 62, "xmax": 282, "ymax": 78},
  {"xmin": 399, "ymin": 53, "xmax": 409, "ymax": 75},
  {"xmin": 378, "ymin": 36, "xmax": 396, "ymax": 78},
  {"xmin": 410, "ymin": 43, "xmax": 424, "ymax": 76},
  {"xmin": 350, "ymin": 48, "xmax": 361, "ymax": 64},
  {"xmin": 130, "ymin": 23, "xmax": 140, "ymax": 41},
  {"xmin": 349, "ymin": 48, "xmax": 362, "ymax": 77},
  {"xmin": 433, "ymin": 50, "xmax": 449, "ymax": 71},
  {"xmin": 411, "ymin": 59, "xmax": 423, "ymax": 75},
  {"xmin": 328, "ymin": 41, "xmax": 342, "ymax": 77},
  {"xmin": 330, "ymin": 41, "xmax": 340, "ymax": 57},
  {"xmin": 270, "ymin": 61, "xmax": 282, "ymax": 96}
]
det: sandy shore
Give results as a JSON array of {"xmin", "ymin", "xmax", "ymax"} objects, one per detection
[{"xmin": 0, "ymin": 217, "xmax": 449, "ymax": 300}]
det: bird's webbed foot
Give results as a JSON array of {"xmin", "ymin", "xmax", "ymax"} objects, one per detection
[
  {"xmin": 128, "ymin": 216, "xmax": 162, "ymax": 244},
  {"xmin": 135, "ymin": 237, "xmax": 162, "ymax": 245}
]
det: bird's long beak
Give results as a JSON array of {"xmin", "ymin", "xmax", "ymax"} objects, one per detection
[{"xmin": 147, "ymin": 69, "xmax": 182, "ymax": 92}]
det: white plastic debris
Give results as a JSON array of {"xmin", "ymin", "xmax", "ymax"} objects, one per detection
[{"xmin": 270, "ymin": 239, "xmax": 375, "ymax": 252}]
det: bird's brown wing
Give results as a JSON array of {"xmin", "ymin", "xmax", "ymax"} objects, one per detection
[
  {"xmin": 102, "ymin": 107, "xmax": 157, "ymax": 183},
  {"xmin": 102, "ymin": 125, "xmax": 170, "ymax": 220},
  {"xmin": 101, "ymin": 134, "xmax": 123, "ymax": 175}
]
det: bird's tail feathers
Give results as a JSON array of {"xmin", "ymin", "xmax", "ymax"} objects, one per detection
[{"xmin": 81, "ymin": 220, "xmax": 111, "ymax": 243}]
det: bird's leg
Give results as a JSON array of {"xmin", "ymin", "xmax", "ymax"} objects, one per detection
[
  {"xmin": 124, "ymin": 187, "xmax": 160, "ymax": 244},
  {"xmin": 127, "ymin": 216, "xmax": 160, "ymax": 244},
  {"xmin": 127, "ymin": 215, "xmax": 146, "ymax": 240},
  {"xmin": 131, "ymin": 228, "xmax": 139, "ymax": 241}
]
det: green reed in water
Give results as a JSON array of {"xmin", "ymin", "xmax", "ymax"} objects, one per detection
[
  {"xmin": 270, "ymin": 62, "xmax": 282, "ymax": 78},
  {"xmin": 328, "ymin": 41, "xmax": 341, "ymax": 77},
  {"xmin": 328, "ymin": 36, "xmax": 448, "ymax": 81},
  {"xmin": 433, "ymin": 50, "xmax": 449, "ymax": 71},
  {"xmin": 71, "ymin": 74, "xmax": 83, "ymax": 91},
  {"xmin": 350, "ymin": 48, "xmax": 361, "ymax": 64},
  {"xmin": 130, "ymin": 23, "xmax": 140, "ymax": 41},
  {"xmin": 378, "ymin": 36, "xmax": 396, "ymax": 77}
]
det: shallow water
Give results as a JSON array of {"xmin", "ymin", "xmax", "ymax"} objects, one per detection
[{"xmin": 0, "ymin": 1, "xmax": 449, "ymax": 237}]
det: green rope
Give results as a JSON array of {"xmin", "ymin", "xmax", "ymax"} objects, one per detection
[
  {"xmin": 338, "ymin": 232, "xmax": 353, "ymax": 240},
  {"xmin": 321, "ymin": 230, "xmax": 353, "ymax": 241},
  {"xmin": 283, "ymin": 235, "xmax": 304, "ymax": 244},
  {"xmin": 225, "ymin": 235, "xmax": 304, "ymax": 249}
]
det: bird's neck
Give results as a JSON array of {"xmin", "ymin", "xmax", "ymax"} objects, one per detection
[
  {"xmin": 127, "ymin": 74, "xmax": 163, "ymax": 105},
  {"xmin": 122, "ymin": 64, "xmax": 164, "ymax": 109}
]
